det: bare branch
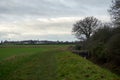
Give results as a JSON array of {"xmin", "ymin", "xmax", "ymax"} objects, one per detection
[{"xmin": 72, "ymin": 16, "xmax": 100, "ymax": 40}]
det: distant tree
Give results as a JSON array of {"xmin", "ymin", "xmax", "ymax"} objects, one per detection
[
  {"xmin": 109, "ymin": 0, "xmax": 120, "ymax": 26},
  {"xmin": 72, "ymin": 17, "xmax": 100, "ymax": 40}
]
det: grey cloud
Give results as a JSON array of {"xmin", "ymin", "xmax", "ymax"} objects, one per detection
[
  {"xmin": 0, "ymin": 0, "xmax": 111, "ymax": 18},
  {"xmin": 0, "ymin": 0, "xmax": 112, "ymax": 41}
]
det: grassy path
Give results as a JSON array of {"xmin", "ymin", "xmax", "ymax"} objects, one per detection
[
  {"xmin": 0, "ymin": 49, "xmax": 59, "ymax": 80},
  {"xmin": 7, "ymin": 50, "xmax": 57, "ymax": 80},
  {"xmin": 0, "ymin": 45, "xmax": 120, "ymax": 80}
]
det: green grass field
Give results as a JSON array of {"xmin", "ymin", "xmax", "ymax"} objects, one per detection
[{"xmin": 0, "ymin": 45, "xmax": 120, "ymax": 80}]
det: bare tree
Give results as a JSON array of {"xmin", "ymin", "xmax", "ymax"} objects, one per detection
[
  {"xmin": 109, "ymin": 0, "xmax": 120, "ymax": 27},
  {"xmin": 72, "ymin": 16, "xmax": 100, "ymax": 40}
]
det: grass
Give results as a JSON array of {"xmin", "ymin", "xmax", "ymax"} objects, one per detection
[
  {"xmin": 0, "ymin": 45, "xmax": 66, "ymax": 60},
  {"xmin": 0, "ymin": 45, "xmax": 119, "ymax": 80},
  {"xmin": 56, "ymin": 51, "xmax": 120, "ymax": 80}
]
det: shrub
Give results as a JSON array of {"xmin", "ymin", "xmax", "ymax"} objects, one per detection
[
  {"xmin": 90, "ymin": 43, "xmax": 108, "ymax": 63},
  {"xmin": 74, "ymin": 44, "xmax": 81, "ymax": 50},
  {"xmin": 106, "ymin": 33, "xmax": 120, "ymax": 65},
  {"xmin": 91, "ymin": 26, "xmax": 113, "ymax": 43}
]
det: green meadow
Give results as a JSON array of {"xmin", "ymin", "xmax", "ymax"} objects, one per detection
[{"xmin": 0, "ymin": 45, "xmax": 119, "ymax": 80}]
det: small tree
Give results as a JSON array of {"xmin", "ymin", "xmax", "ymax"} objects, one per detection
[
  {"xmin": 109, "ymin": 0, "xmax": 120, "ymax": 27},
  {"xmin": 72, "ymin": 16, "xmax": 100, "ymax": 40}
]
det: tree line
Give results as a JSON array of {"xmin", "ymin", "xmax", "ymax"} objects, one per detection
[{"xmin": 72, "ymin": 0, "xmax": 120, "ymax": 75}]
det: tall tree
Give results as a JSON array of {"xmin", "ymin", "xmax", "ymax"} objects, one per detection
[
  {"xmin": 72, "ymin": 16, "xmax": 100, "ymax": 40},
  {"xmin": 109, "ymin": 0, "xmax": 120, "ymax": 27}
]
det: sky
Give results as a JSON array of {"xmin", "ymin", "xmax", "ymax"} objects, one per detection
[{"xmin": 0, "ymin": 0, "xmax": 112, "ymax": 41}]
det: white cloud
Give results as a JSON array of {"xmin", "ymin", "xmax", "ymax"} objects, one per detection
[{"xmin": 0, "ymin": 0, "xmax": 112, "ymax": 41}]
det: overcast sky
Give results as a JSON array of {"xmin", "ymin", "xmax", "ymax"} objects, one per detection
[{"xmin": 0, "ymin": 0, "xmax": 112, "ymax": 41}]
